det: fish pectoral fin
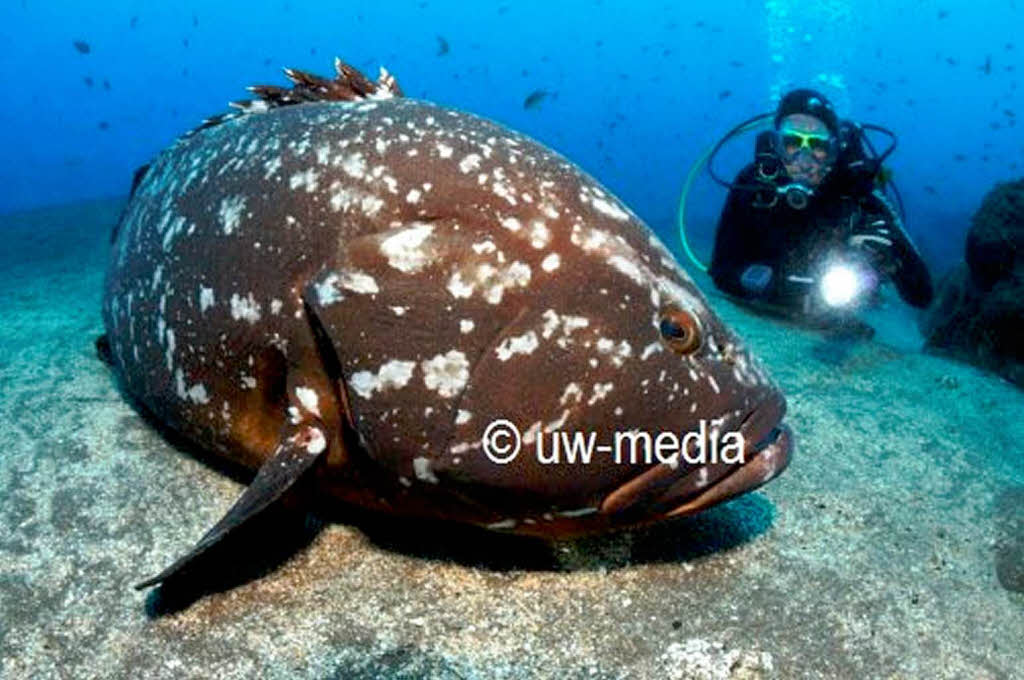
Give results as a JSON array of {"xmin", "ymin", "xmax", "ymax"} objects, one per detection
[{"xmin": 134, "ymin": 419, "xmax": 329, "ymax": 590}]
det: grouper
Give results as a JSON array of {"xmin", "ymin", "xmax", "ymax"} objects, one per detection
[{"xmin": 98, "ymin": 58, "xmax": 793, "ymax": 588}]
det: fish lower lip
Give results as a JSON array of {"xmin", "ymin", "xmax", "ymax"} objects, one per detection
[{"xmin": 598, "ymin": 394, "xmax": 791, "ymax": 518}]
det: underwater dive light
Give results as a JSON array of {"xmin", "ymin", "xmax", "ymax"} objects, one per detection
[{"xmin": 819, "ymin": 262, "xmax": 864, "ymax": 308}]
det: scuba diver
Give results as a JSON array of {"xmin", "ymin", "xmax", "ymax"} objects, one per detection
[{"xmin": 699, "ymin": 89, "xmax": 933, "ymax": 323}]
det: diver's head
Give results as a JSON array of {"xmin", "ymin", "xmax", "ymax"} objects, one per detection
[{"xmin": 774, "ymin": 89, "xmax": 839, "ymax": 188}]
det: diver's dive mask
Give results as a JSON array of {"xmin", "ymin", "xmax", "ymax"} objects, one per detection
[{"xmin": 751, "ymin": 130, "xmax": 834, "ymax": 210}]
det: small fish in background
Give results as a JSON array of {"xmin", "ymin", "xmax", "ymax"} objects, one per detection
[
  {"xmin": 83, "ymin": 76, "xmax": 94, "ymax": 87},
  {"xmin": 924, "ymin": 185, "xmax": 938, "ymax": 195},
  {"xmin": 938, "ymin": 9, "xmax": 949, "ymax": 18},
  {"xmin": 981, "ymin": 55, "xmax": 992, "ymax": 75},
  {"xmin": 98, "ymin": 121, "xmax": 109, "ymax": 130},
  {"xmin": 192, "ymin": 13, "xmax": 199, "ymax": 27},
  {"xmin": 436, "ymin": 35, "xmax": 450, "ymax": 56},
  {"xmin": 129, "ymin": 16, "xmax": 138, "ymax": 29},
  {"xmin": 954, "ymin": 153, "xmax": 967, "ymax": 161},
  {"xmin": 523, "ymin": 89, "xmax": 553, "ymax": 110},
  {"xmin": 73, "ymin": 40, "xmax": 90, "ymax": 54},
  {"xmin": 718, "ymin": 89, "xmax": 731, "ymax": 100},
  {"xmin": 103, "ymin": 79, "xmax": 111, "ymax": 90},
  {"xmin": 729, "ymin": 60, "xmax": 743, "ymax": 67}
]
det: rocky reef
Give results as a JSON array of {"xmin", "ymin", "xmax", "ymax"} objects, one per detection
[{"xmin": 921, "ymin": 178, "xmax": 1024, "ymax": 388}]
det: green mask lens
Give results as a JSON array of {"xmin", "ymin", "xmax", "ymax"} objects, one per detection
[{"xmin": 780, "ymin": 130, "xmax": 831, "ymax": 154}]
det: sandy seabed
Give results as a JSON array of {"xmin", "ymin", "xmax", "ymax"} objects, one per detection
[{"xmin": 0, "ymin": 199, "xmax": 1021, "ymax": 679}]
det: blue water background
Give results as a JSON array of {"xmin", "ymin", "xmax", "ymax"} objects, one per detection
[{"xmin": 1, "ymin": 0, "xmax": 1019, "ymax": 276}]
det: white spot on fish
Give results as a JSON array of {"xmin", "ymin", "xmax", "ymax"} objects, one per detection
[
  {"xmin": 587, "ymin": 382, "xmax": 614, "ymax": 406},
  {"xmin": 495, "ymin": 330, "xmax": 539, "ymax": 361},
  {"xmin": 641, "ymin": 342, "xmax": 663, "ymax": 360},
  {"xmin": 413, "ymin": 457, "xmax": 439, "ymax": 483},
  {"xmin": 541, "ymin": 253, "xmax": 561, "ymax": 272},
  {"xmin": 436, "ymin": 143, "xmax": 453, "ymax": 158},
  {"xmin": 607, "ymin": 255, "xmax": 646, "ymax": 286},
  {"xmin": 295, "ymin": 386, "xmax": 321, "ymax": 417},
  {"xmin": 305, "ymin": 427, "xmax": 326, "ymax": 454},
  {"xmin": 340, "ymin": 152, "xmax": 367, "ymax": 179},
  {"xmin": 421, "ymin": 350, "xmax": 469, "ymax": 398},
  {"xmin": 529, "ymin": 220, "xmax": 551, "ymax": 249},
  {"xmin": 199, "ymin": 286, "xmax": 215, "ymax": 312},
  {"xmin": 230, "ymin": 292, "xmax": 262, "ymax": 323},
  {"xmin": 406, "ymin": 188, "xmax": 422, "ymax": 203},
  {"xmin": 338, "ymin": 270, "xmax": 379, "ymax": 294},
  {"xmin": 460, "ymin": 319, "xmax": 475, "ymax": 334},
  {"xmin": 349, "ymin": 359, "xmax": 416, "ymax": 399},
  {"xmin": 459, "ymin": 153, "xmax": 482, "ymax": 173},
  {"xmin": 447, "ymin": 271, "xmax": 475, "ymax": 299},
  {"xmin": 289, "ymin": 168, "xmax": 319, "ymax": 192},
  {"xmin": 455, "ymin": 409, "xmax": 472, "ymax": 425},
  {"xmin": 500, "ymin": 216, "xmax": 522, "ymax": 232},
  {"xmin": 218, "ymin": 195, "xmax": 246, "ymax": 235},
  {"xmin": 380, "ymin": 223, "xmax": 434, "ymax": 273}
]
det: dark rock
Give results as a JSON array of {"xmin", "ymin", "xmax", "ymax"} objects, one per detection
[
  {"xmin": 922, "ymin": 178, "xmax": 1024, "ymax": 388},
  {"xmin": 965, "ymin": 178, "xmax": 1024, "ymax": 290}
]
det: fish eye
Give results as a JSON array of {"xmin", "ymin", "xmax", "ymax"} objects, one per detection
[{"xmin": 658, "ymin": 306, "xmax": 702, "ymax": 354}]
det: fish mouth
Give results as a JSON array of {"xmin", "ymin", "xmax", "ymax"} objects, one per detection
[{"xmin": 599, "ymin": 393, "xmax": 793, "ymax": 521}]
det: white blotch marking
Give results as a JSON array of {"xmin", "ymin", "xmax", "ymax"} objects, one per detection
[
  {"xmin": 421, "ymin": 350, "xmax": 470, "ymax": 398},
  {"xmin": 495, "ymin": 330, "xmax": 539, "ymax": 361},
  {"xmin": 295, "ymin": 387, "xmax": 321, "ymax": 417},
  {"xmin": 641, "ymin": 342, "xmax": 663, "ymax": 360},
  {"xmin": 560, "ymin": 383, "xmax": 582, "ymax": 405},
  {"xmin": 607, "ymin": 255, "xmax": 646, "ymax": 286},
  {"xmin": 447, "ymin": 271, "xmax": 475, "ymax": 299},
  {"xmin": 413, "ymin": 457, "xmax": 439, "ymax": 484},
  {"xmin": 587, "ymin": 382, "xmax": 614, "ymax": 406},
  {"xmin": 436, "ymin": 143, "xmax": 453, "ymax": 158},
  {"xmin": 455, "ymin": 409, "xmax": 472, "ymax": 425},
  {"xmin": 218, "ymin": 195, "xmax": 246, "ymax": 235},
  {"xmin": 199, "ymin": 286, "xmax": 215, "ymax": 312},
  {"xmin": 380, "ymin": 223, "xmax": 434, "ymax": 273},
  {"xmin": 340, "ymin": 152, "xmax": 367, "ymax": 179},
  {"xmin": 339, "ymin": 270, "xmax": 379, "ymax": 294},
  {"xmin": 230, "ymin": 293, "xmax": 262, "ymax": 323},
  {"xmin": 529, "ymin": 220, "xmax": 551, "ymax": 249},
  {"xmin": 406, "ymin": 188, "xmax": 422, "ymax": 204},
  {"xmin": 459, "ymin": 319, "xmax": 475, "ymax": 334},
  {"xmin": 289, "ymin": 168, "xmax": 319, "ymax": 192},
  {"xmin": 305, "ymin": 427, "xmax": 327, "ymax": 454},
  {"xmin": 459, "ymin": 153, "xmax": 482, "ymax": 173},
  {"xmin": 349, "ymin": 359, "xmax": 416, "ymax": 399},
  {"xmin": 541, "ymin": 253, "xmax": 561, "ymax": 272}
]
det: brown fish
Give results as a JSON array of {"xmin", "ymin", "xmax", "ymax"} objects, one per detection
[{"xmin": 99, "ymin": 57, "xmax": 792, "ymax": 588}]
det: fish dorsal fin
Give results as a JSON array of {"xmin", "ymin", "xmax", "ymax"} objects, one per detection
[
  {"xmin": 187, "ymin": 57, "xmax": 403, "ymax": 136},
  {"xmin": 134, "ymin": 418, "xmax": 328, "ymax": 589}
]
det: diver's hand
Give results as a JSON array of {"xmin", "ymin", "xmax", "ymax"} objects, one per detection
[{"xmin": 848, "ymin": 225, "xmax": 898, "ymax": 276}]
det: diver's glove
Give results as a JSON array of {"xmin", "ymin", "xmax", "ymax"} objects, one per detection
[{"xmin": 848, "ymin": 218, "xmax": 900, "ymax": 276}]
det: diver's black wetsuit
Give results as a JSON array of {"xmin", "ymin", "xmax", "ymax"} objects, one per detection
[{"xmin": 709, "ymin": 125, "xmax": 933, "ymax": 310}]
